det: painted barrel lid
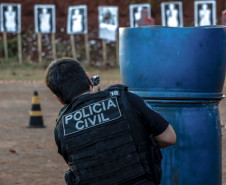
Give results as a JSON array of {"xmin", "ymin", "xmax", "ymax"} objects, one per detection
[{"xmin": 119, "ymin": 26, "xmax": 226, "ymax": 99}]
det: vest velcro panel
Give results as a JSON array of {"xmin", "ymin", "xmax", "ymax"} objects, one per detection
[
  {"xmin": 65, "ymin": 118, "xmax": 146, "ymax": 185},
  {"xmin": 65, "ymin": 119, "xmax": 130, "ymax": 150}
]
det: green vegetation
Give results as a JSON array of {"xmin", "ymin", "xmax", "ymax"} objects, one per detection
[{"xmin": 0, "ymin": 29, "xmax": 121, "ymax": 81}]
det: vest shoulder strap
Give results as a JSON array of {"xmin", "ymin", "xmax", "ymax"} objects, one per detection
[
  {"xmin": 120, "ymin": 90, "xmax": 162, "ymax": 184},
  {"xmin": 107, "ymin": 84, "xmax": 128, "ymax": 91},
  {"xmin": 56, "ymin": 104, "xmax": 71, "ymax": 126}
]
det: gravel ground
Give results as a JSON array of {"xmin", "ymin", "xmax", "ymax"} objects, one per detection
[{"xmin": 0, "ymin": 80, "xmax": 225, "ymax": 185}]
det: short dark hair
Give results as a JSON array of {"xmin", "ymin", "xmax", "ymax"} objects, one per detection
[{"xmin": 45, "ymin": 58, "xmax": 90, "ymax": 104}]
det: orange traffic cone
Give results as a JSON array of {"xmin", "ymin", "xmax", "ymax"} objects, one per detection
[{"xmin": 28, "ymin": 91, "xmax": 45, "ymax": 128}]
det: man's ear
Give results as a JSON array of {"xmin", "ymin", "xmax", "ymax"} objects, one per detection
[
  {"xmin": 86, "ymin": 72, "xmax": 94, "ymax": 87},
  {"xmin": 56, "ymin": 96, "xmax": 65, "ymax": 105}
]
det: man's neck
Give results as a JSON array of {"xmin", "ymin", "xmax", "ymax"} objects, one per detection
[{"xmin": 71, "ymin": 88, "xmax": 94, "ymax": 103}]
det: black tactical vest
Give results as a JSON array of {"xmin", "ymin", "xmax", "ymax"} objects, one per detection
[{"xmin": 58, "ymin": 85, "xmax": 162, "ymax": 185}]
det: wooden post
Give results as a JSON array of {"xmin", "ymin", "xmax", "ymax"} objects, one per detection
[
  {"xmin": 37, "ymin": 33, "xmax": 42, "ymax": 64},
  {"xmin": 84, "ymin": 34, "xmax": 90, "ymax": 64},
  {"xmin": 3, "ymin": 32, "xmax": 8, "ymax": 61},
  {"xmin": 51, "ymin": 33, "xmax": 56, "ymax": 60},
  {"xmin": 17, "ymin": 33, "xmax": 22, "ymax": 64},
  {"xmin": 116, "ymin": 36, "xmax": 119, "ymax": 67},
  {"xmin": 102, "ymin": 39, "xmax": 107, "ymax": 66},
  {"xmin": 70, "ymin": 34, "xmax": 77, "ymax": 60}
]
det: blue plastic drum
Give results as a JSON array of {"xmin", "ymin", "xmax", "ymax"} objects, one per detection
[{"xmin": 119, "ymin": 26, "xmax": 226, "ymax": 185}]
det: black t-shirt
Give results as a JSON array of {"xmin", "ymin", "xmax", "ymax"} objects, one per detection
[
  {"xmin": 55, "ymin": 90, "xmax": 169, "ymax": 185},
  {"xmin": 125, "ymin": 91, "xmax": 169, "ymax": 136}
]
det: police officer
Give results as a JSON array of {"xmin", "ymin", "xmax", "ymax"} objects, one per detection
[{"xmin": 45, "ymin": 58, "xmax": 176, "ymax": 185}]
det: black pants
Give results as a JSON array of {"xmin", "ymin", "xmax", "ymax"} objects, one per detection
[
  {"xmin": 139, "ymin": 181, "xmax": 156, "ymax": 185},
  {"xmin": 131, "ymin": 178, "xmax": 157, "ymax": 185},
  {"xmin": 65, "ymin": 170, "xmax": 157, "ymax": 185}
]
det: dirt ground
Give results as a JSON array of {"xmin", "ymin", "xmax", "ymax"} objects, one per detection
[{"xmin": 0, "ymin": 79, "xmax": 226, "ymax": 185}]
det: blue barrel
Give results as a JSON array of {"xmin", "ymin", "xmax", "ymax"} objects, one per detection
[{"xmin": 119, "ymin": 26, "xmax": 226, "ymax": 185}]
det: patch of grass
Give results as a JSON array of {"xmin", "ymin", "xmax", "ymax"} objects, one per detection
[
  {"xmin": 0, "ymin": 59, "xmax": 46, "ymax": 80},
  {"xmin": 0, "ymin": 59, "xmax": 121, "ymax": 81}
]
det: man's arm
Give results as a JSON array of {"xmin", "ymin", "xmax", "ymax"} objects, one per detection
[
  {"xmin": 125, "ymin": 91, "xmax": 176, "ymax": 148},
  {"xmin": 154, "ymin": 124, "xmax": 176, "ymax": 148},
  {"xmin": 54, "ymin": 125, "xmax": 69, "ymax": 163}
]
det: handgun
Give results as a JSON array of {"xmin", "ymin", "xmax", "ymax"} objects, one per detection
[{"xmin": 91, "ymin": 75, "xmax": 100, "ymax": 86}]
